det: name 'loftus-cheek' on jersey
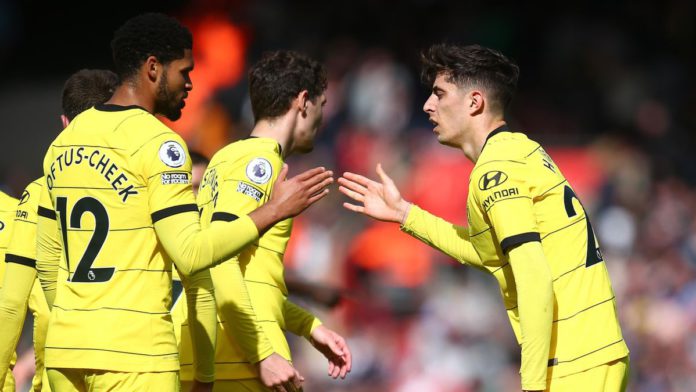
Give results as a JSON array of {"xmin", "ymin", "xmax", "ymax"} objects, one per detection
[{"xmin": 41, "ymin": 104, "xmax": 195, "ymax": 373}]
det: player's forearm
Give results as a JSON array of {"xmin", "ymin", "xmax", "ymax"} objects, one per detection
[
  {"xmin": 181, "ymin": 269, "xmax": 217, "ymax": 383},
  {"xmin": 283, "ymin": 299, "xmax": 322, "ymax": 339},
  {"xmin": 36, "ymin": 213, "xmax": 61, "ymax": 308},
  {"xmin": 210, "ymin": 259, "xmax": 275, "ymax": 364},
  {"xmin": 0, "ymin": 263, "xmax": 35, "ymax": 383},
  {"xmin": 508, "ymin": 241, "xmax": 553, "ymax": 390},
  {"xmin": 28, "ymin": 280, "xmax": 49, "ymax": 389},
  {"xmin": 154, "ymin": 212, "xmax": 258, "ymax": 276},
  {"xmin": 400, "ymin": 204, "xmax": 481, "ymax": 265}
]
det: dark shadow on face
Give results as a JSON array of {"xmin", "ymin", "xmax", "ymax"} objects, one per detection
[{"xmin": 154, "ymin": 68, "xmax": 184, "ymax": 121}]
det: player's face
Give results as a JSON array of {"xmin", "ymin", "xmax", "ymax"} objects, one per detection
[
  {"xmin": 423, "ymin": 73, "xmax": 470, "ymax": 148},
  {"xmin": 295, "ymin": 93, "xmax": 326, "ymax": 154},
  {"xmin": 155, "ymin": 49, "xmax": 194, "ymax": 121}
]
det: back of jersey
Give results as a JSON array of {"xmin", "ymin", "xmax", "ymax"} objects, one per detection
[{"xmin": 42, "ymin": 104, "xmax": 194, "ymax": 373}]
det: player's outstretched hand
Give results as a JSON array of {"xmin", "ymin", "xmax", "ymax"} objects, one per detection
[
  {"xmin": 257, "ymin": 353, "xmax": 304, "ymax": 392},
  {"xmin": 310, "ymin": 325, "xmax": 352, "ymax": 379},
  {"xmin": 271, "ymin": 164, "xmax": 334, "ymax": 218},
  {"xmin": 338, "ymin": 163, "xmax": 410, "ymax": 223}
]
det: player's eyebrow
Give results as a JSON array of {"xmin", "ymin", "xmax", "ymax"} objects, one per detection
[{"xmin": 432, "ymin": 85, "xmax": 445, "ymax": 94}]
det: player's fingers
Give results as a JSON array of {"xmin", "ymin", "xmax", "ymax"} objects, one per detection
[
  {"xmin": 301, "ymin": 171, "xmax": 333, "ymax": 191},
  {"xmin": 337, "ymin": 177, "xmax": 368, "ymax": 196},
  {"xmin": 308, "ymin": 176, "xmax": 334, "ymax": 196},
  {"xmin": 328, "ymin": 360, "xmax": 335, "ymax": 377},
  {"xmin": 307, "ymin": 189, "xmax": 330, "ymax": 205},
  {"xmin": 295, "ymin": 166, "xmax": 327, "ymax": 181},
  {"xmin": 342, "ymin": 172, "xmax": 373, "ymax": 188},
  {"xmin": 342, "ymin": 202, "xmax": 364, "ymax": 214},
  {"xmin": 342, "ymin": 339, "xmax": 352, "ymax": 375},
  {"xmin": 338, "ymin": 186, "xmax": 365, "ymax": 203}
]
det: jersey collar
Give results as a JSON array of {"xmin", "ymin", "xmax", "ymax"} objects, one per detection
[
  {"xmin": 95, "ymin": 103, "xmax": 148, "ymax": 112},
  {"xmin": 482, "ymin": 124, "xmax": 510, "ymax": 151},
  {"xmin": 244, "ymin": 136, "xmax": 283, "ymax": 156}
]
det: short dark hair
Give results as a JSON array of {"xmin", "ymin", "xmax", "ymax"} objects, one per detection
[
  {"xmin": 421, "ymin": 44, "xmax": 519, "ymax": 113},
  {"xmin": 111, "ymin": 13, "xmax": 192, "ymax": 81},
  {"xmin": 62, "ymin": 69, "xmax": 119, "ymax": 120},
  {"xmin": 248, "ymin": 50, "xmax": 327, "ymax": 122}
]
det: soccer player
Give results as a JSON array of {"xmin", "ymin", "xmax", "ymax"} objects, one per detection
[
  {"xmin": 0, "ymin": 191, "xmax": 20, "ymax": 392},
  {"xmin": 37, "ymin": 14, "xmax": 332, "ymax": 392},
  {"xmin": 0, "ymin": 69, "xmax": 118, "ymax": 392},
  {"xmin": 338, "ymin": 44, "xmax": 629, "ymax": 391},
  {"xmin": 176, "ymin": 50, "xmax": 351, "ymax": 392}
]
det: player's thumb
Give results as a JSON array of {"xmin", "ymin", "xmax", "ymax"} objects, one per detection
[
  {"xmin": 294, "ymin": 369, "xmax": 305, "ymax": 383},
  {"xmin": 376, "ymin": 163, "xmax": 393, "ymax": 185},
  {"xmin": 277, "ymin": 164, "xmax": 289, "ymax": 182}
]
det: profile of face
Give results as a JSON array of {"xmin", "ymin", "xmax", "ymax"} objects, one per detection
[
  {"xmin": 422, "ymin": 73, "xmax": 472, "ymax": 148},
  {"xmin": 294, "ymin": 92, "xmax": 327, "ymax": 154},
  {"xmin": 155, "ymin": 49, "xmax": 194, "ymax": 121}
]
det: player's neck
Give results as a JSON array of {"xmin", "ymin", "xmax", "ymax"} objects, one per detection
[
  {"xmin": 461, "ymin": 117, "xmax": 507, "ymax": 163},
  {"xmin": 106, "ymin": 81, "xmax": 155, "ymax": 113},
  {"xmin": 249, "ymin": 114, "xmax": 296, "ymax": 158}
]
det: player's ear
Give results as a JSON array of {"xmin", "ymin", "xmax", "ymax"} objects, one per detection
[
  {"xmin": 468, "ymin": 90, "xmax": 484, "ymax": 115},
  {"xmin": 145, "ymin": 56, "xmax": 160, "ymax": 83},
  {"xmin": 61, "ymin": 114, "xmax": 70, "ymax": 129},
  {"xmin": 297, "ymin": 90, "xmax": 309, "ymax": 115}
]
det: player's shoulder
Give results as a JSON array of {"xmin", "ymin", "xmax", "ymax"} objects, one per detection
[
  {"xmin": 210, "ymin": 137, "xmax": 283, "ymax": 171},
  {"xmin": 473, "ymin": 131, "xmax": 535, "ymax": 174},
  {"xmin": 0, "ymin": 191, "xmax": 18, "ymax": 210},
  {"xmin": 16, "ymin": 177, "xmax": 44, "ymax": 207}
]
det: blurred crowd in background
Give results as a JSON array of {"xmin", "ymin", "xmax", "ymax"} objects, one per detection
[{"xmin": 2, "ymin": 1, "xmax": 696, "ymax": 391}]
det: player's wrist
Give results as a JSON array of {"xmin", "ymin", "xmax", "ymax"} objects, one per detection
[
  {"xmin": 249, "ymin": 203, "xmax": 281, "ymax": 233},
  {"xmin": 396, "ymin": 200, "xmax": 412, "ymax": 225}
]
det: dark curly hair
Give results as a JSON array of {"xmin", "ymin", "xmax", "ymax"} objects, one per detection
[
  {"xmin": 421, "ymin": 44, "xmax": 519, "ymax": 114},
  {"xmin": 111, "ymin": 13, "xmax": 192, "ymax": 81},
  {"xmin": 62, "ymin": 69, "xmax": 119, "ymax": 120},
  {"xmin": 248, "ymin": 50, "xmax": 327, "ymax": 122}
]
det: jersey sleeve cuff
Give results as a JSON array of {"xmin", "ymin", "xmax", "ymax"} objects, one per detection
[
  {"xmin": 400, "ymin": 204, "xmax": 422, "ymax": 233},
  {"xmin": 500, "ymin": 232, "xmax": 541, "ymax": 253},
  {"xmin": 306, "ymin": 318, "xmax": 323, "ymax": 340}
]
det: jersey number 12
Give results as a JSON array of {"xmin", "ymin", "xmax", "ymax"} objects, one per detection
[{"xmin": 56, "ymin": 196, "xmax": 115, "ymax": 282}]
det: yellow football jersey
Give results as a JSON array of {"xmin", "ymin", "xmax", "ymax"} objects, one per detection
[
  {"xmin": 178, "ymin": 137, "xmax": 319, "ymax": 380},
  {"xmin": 3, "ymin": 178, "xmax": 52, "ymax": 392},
  {"xmin": 41, "ymin": 104, "xmax": 198, "ymax": 372},
  {"xmin": 0, "ymin": 191, "xmax": 18, "ymax": 389},
  {"xmin": 0, "ymin": 191, "xmax": 17, "ymax": 284},
  {"xmin": 465, "ymin": 127, "xmax": 628, "ymax": 379}
]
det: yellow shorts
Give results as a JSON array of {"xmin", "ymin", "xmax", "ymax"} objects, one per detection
[
  {"xmin": 548, "ymin": 356, "xmax": 630, "ymax": 391},
  {"xmin": 47, "ymin": 368, "xmax": 179, "ymax": 392},
  {"xmin": 181, "ymin": 379, "xmax": 304, "ymax": 392}
]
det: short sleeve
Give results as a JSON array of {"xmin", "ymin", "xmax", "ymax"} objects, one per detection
[
  {"xmin": 212, "ymin": 152, "xmax": 283, "ymax": 222},
  {"xmin": 138, "ymin": 133, "xmax": 198, "ymax": 223},
  {"xmin": 6, "ymin": 181, "xmax": 42, "ymax": 267},
  {"xmin": 472, "ymin": 162, "xmax": 539, "ymax": 253}
]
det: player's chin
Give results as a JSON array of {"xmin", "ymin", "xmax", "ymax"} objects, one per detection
[{"xmin": 165, "ymin": 108, "xmax": 183, "ymax": 121}]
